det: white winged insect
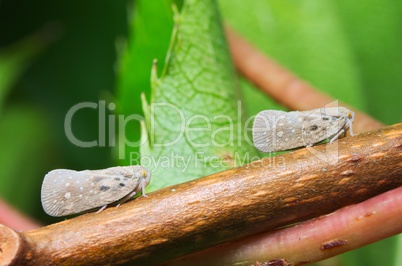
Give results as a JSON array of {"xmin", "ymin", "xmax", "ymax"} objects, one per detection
[
  {"xmin": 252, "ymin": 107, "xmax": 355, "ymax": 153},
  {"xmin": 41, "ymin": 165, "xmax": 151, "ymax": 217}
]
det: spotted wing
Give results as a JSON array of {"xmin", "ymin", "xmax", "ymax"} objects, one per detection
[
  {"xmin": 253, "ymin": 110, "xmax": 292, "ymax": 152},
  {"xmin": 252, "ymin": 108, "xmax": 347, "ymax": 152},
  {"xmin": 41, "ymin": 168, "xmax": 140, "ymax": 217},
  {"xmin": 297, "ymin": 107, "xmax": 347, "ymax": 145}
]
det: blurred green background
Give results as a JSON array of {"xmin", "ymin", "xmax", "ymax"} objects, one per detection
[{"xmin": 0, "ymin": 0, "xmax": 400, "ymax": 265}]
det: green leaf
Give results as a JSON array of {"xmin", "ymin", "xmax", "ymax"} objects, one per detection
[
  {"xmin": 140, "ymin": 0, "xmax": 258, "ymax": 191},
  {"xmin": 218, "ymin": 0, "xmax": 401, "ymax": 124},
  {"xmin": 219, "ymin": 0, "xmax": 366, "ymax": 115},
  {"xmin": 0, "ymin": 36, "xmax": 45, "ymax": 109},
  {"xmin": 335, "ymin": 0, "xmax": 402, "ymax": 124},
  {"xmin": 115, "ymin": 0, "xmax": 176, "ymax": 164}
]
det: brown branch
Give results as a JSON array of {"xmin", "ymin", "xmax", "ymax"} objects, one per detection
[
  {"xmin": 165, "ymin": 186, "xmax": 402, "ymax": 265},
  {"xmin": 1, "ymin": 124, "xmax": 401, "ymax": 266},
  {"xmin": 225, "ymin": 27, "xmax": 385, "ymax": 133}
]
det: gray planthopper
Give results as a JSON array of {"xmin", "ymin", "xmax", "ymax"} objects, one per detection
[
  {"xmin": 252, "ymin": 107, "xmax": 355, "ymax": 153},
  {"xmin": 41, "ymin": 165, "xmax": 151, "ymax": 217}
]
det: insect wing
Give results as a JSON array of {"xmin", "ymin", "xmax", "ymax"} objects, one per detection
[
  {"xmin": 252, "ymin": 108, "xmax": 349, "ymax": 153},
  {"xmin": 87, "ymin": 166, "xmax": 143, "ymax": 203},
  {"xmin": 42, "ymin": 169, "xmax": 87, "ymax": 217},
  {"xmin": 41, "ymin": 168, "xmax": 141, "ymax": 217},
  {"xmin": 252, "ymin": 110, "xmax": 296, "ymax": 152},
  {"xmin": 299, "ymin": 107, "xmax": 347, "ymax": 145}
]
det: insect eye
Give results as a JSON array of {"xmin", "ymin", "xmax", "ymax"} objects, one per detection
[
  {"xmin": 141, "ymin": 171, "xmax": 147, "ymax": 178},
  {"xmin": 347, "ymin": 112, "xmax": 352, "ymax": 118}
]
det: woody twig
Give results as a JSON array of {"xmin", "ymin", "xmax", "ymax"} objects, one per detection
[{"xmin": 1, "ymin": 123, "xmax": 401, "ymax": 266}]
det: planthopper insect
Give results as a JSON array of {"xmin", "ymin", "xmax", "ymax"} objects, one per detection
[
  {"xmin": 41, "ymin": 165, "xmax": 151, "ymax": 217},
  {"xmin": 252, "ymin": 106, "xmax": 355, "ymax": 153}
]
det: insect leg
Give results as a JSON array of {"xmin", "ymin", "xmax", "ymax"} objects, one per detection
[
  {"xmin": 305, "ymin": 146, "xmax": 314, "ymax": 152},
  {"xmin": 347, "ymin": 120, "xmax": 355, "ymax": 136},
  {"xmin": 142, "ymin": 183, "xmax": 148, "ymax": 197},
  {"xmin": 96, "ymin": 205, "xmax": 107, "ymax": 213},
  {"xmin": 330, "ymin": 129, "xmax": 345, "ymax": 143},
  {"xmin": 115, "ymin": 189, "xmax": 141, "ymax": 206}
]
